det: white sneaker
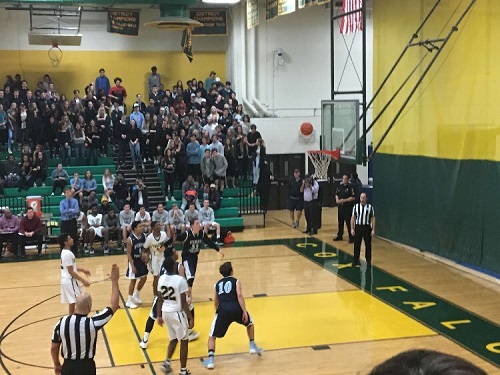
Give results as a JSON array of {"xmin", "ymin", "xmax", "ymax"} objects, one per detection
[
  {"xmin": 171, "ymin": 196, "xmax": 176, "ymax": 201},
  {"xmin": 89, "ymin": 248, "xmax": 95, "ymax": 255},
  {"xmin": 42, "ymin": 183, "xmax": 46, "ymax": 187},
  {"xmin": 249, "ymin": 343, "xmax": 264, "ymax": 354},
  {"xmin": 154, "ymin": 159, "xmax": 158, "ymax": 165},
  {"xmin": 50, "ymin": 192, "xmax": 54, "ymax": 196},
  {"xmin": 61, "ymin": 192, "xmax": 65, "ymax": 196},
  {"xmin": 159, "ymin": 361, "xmax": 173, "ymax": 374},
  {"xmin": 187, "ymin": 329, "xmax": 200, "ymax": 341},
  {"xmin": 139, "ymin": 340, "xmax": 148, "ymax": 349},
  {"xmin": 126, "ymin": 300, "xmax": 137, "ymax": 309},
  {"xmin": 103, "ymin": 247, "xmax": 109, "ymax": 255},
  {"xmin": 83, "ymin": 245, "xmax": 89, "ymax": 255},
  {"xmin": 143, "ymin": 158, "xmax": 147, "ymax": 163},
  {"xmin": 133, "ymin": 294, "xmax": 143, "ymax": 304},
  {"xmin": 33, "ymin": 182, "xmax": 37, "ymax": 187}
]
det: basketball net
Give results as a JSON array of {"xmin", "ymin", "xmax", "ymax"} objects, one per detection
[{"xmin": 307, "ymin": 149, "xmax": 340, "ymax": 180}]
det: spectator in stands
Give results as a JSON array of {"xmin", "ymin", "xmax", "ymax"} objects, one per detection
[
  {"xmin": 199, "ymin": 199, "xmax": 222, "ymax": 245},
  {"xmin": 130, "ymin": 103, "xmax": 145, "ymax": 130},
  {"xmin": 186, "ymin": 133, "xmax": 201, "ymax": 182},
  {"xmin": 200, "ymin": 147, "xmax": 214, "ymax": 185},
  {"xmin": 103, "ymin": 207, "xmax": 120, "ymax": 249},
  {"xmin": 119, "ymin": 203, "xmax": 135, "ymax": 252},
  {"xmin": 208, "ymin": 183, "xmax": 221, "ymax": 211},
  {"xmin": 50, "ymin": 163, "xmax": 69, "ymax": 196},
  {"xmin": 5, "ymin": 154, "xmax": 20, "ymax": 188},
  {"xmin": 99, "ymin": 196, "xmax": 112, "ymax": 216},
  {"xmin": 148, "ymin": 66, "xmax": 162, "ymax": 94},
  {"xmin": 102, "ymin": 168, "xmax": 115, "ymax": 202},
  {"xmin": 96, "ymin": 107, "xmax": 110, "ymax": 156},
  {"xmin": 236, "ymin": 135, "xmax": 250, "ymax": 181},
  {"xmin": 180, "ymin": 175, "xmax": 199, "ymax": 208},
  {"xmin": 256, "ymin": 160, "xmax": 273, "ymax": 213},
  {"xmin": 82, "ymin": 170, "xmax": 97, "ymax": 197},
  {"xmin": 0, "ymin": 104, "xmax": 7, "ymax": 150},
  {"xmin": 0, "ymin": 158, "xmax": 6, "ymax": 197},
  {"xmin": 116, "ymin": 113, "xmax": 128, "ymax": 168},
  {"xmin": 57, "ymin": 118, "xmax": 71, "ymax": 166},
  {"xmin": 205, "ymin": 71, "xmax": 216, "ymax": 91},
  {"xmin": 18, "ymin": 206, "xmax": 43, "ymax": 256},
  {"xmin": 152, "ymin": 203, "xmax": 169, "ymax": 232},
  {"xmin": 95, "ymin": 68, "xmax": 111, "ymax": 98},
  {"xmin": 247, "ymin": 123, "xmax": 262, "ymax": 157},
  {"xmin": 72, "ymin": 123, "xmax": 86, "ymax": 160},
  {"xmin": 0, "ymin": 208, "xmax": 20, "ymax": 257},
  {"xmin": 162, "ymin": 148, "xmax": 176, "ymax": 202},
  {"xmin": 221, "ymin": 81, "xmax": 235, "ymax": 99},
  {"xmin": 70, "ymin": 172, "xmax": 84, "ymax": 202},
  {"xmin": 84, "ymin": 204, "xmax": 109, "ymax": 255},
  {"xmin": 32, "ymin": 149, "xmax": 47, "ymax": 187},
  {"xmin": 168, "ymin": 203, "xmax": 185, "ymax": 236},
  {"xmin": 224, "ymin": 138, "xmax": 236, "ymax": 188},
  {"xmin": 135, "ymin": 205, "xmax": 151, "ymax": 234},
  {"xmin": 128, "ymin": 119, "xmax": 142, "ymax": 171},
  {"xmin": 212, "ymin": 148, "xmax": 228, "ymax": 195},
  {"xmin": 18, "ymin": 154, "xmax": 33, "ymax": 191},
  {"xmin": 113, "ymin": 172, "xmax": 129, "ymax": 211},
  {"xmin": 184, "ymin": 202, "xmax": 199, "ymax": 230},
  {"xmin": 252, "ymin": 138, "xmax": 266, "ymax": 186},
  {"xmin": 108, "ymin": 77, "xmax": 127, "ymax": 113},
  {"xmin": 86, "ymin": 119, "xmax": 100, "ymax": 165},
  {"xmin": 131, "ymin": 178, "xmax": 149, "ymax": 212}
]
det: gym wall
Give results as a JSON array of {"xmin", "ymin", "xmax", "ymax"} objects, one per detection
[{"xmin": 373, "ymin": 0, "xmax": 500, "ymax": 273}]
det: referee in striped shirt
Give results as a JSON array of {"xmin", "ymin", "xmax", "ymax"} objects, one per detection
[
  {"xmin": 350, "ymin": 192, "xmax": 375, "ymax": 266},
  {"xmin": 51, "ymin": 264, "xmax": 120, "ymax": 375}
]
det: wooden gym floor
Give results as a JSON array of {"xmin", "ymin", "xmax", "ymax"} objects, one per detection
[{"xmin": 0, "ymin": 208, "xmax": 499, "ymax": 375}]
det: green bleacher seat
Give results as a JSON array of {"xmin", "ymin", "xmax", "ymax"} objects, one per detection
[
  {"xmin": 4, "ymin": 186, "xmax": 53, "ymax": 198},
  {"xmin": 221, "ymin": 197, "xmax": 260, "ymax": 208},
  {"xmin": 216, "ymin": 217, "xmax": 244, "ymax": 228},
  {"xmin": 47, "ymin": 157, "xmax": 115, "ymax": 168},
  {"xmin": 215, "ymin": 207, "xmax": 240, "ymax": 218}
]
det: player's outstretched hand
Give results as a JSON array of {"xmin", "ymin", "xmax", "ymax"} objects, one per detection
[
  {"xmin": 110, "ymin": 264, "xmax": 119, "ymax": 282},
  {"xmin": 83, "ymin": 269, "xmax": 91, "ymax": 277},
  {"xmin": 157, "ymin": 317, "xmax": 164, "ymax": 327},
  {"xmin": 82, "ymin": 279, "xmax": 90, "ymax": 288}
]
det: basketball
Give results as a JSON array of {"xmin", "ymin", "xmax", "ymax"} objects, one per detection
[{"xmin": 300, "ymin": 122, "xmax": 314, "ymax": 136}]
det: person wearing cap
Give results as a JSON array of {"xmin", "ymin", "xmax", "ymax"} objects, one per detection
[
  {"xmin": 108, "ymin": 77, "xmax": 127, "ymax": 113},
  {"xmin": 208, "ymin": 183, "xmax": 221, "ymax": 210},
  {"xmin": 129, "ymin": 102, "xmax": 145, "ymax": 130},
  {"xmin": 187, "ymin": 92, "xmax": 200, "ymax": 113},
  {"xmin": 148, "ymin": 66, "xmax": 162, "ymax": 95},
  {"xmin": 205, "ymin": 71, "xmax": 216, "ymax": 91}
]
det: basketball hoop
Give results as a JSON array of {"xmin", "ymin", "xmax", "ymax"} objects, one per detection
[
  {"xmin": 48, "ymin": 42, "xmax": 62, "ymax": 67},
  {"xmin": 307, "ymin": 149, "xmax": 340, "ymax": 180}
]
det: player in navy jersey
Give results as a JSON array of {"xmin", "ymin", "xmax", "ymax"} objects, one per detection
[
  {"xmin": 202, "ymin": 262, "xmax": 263, "ymax": 370},
  {"xmin": 125, "ymin": 221, "xmax": 148, "ymax": 309}
]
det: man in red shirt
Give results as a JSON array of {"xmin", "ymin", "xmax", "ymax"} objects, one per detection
[
  {"xmin": 108, "ymin": 77, "xmax": 127, "ymax": 113},
  {"xmin": 19, "ymin": 206, "xmax": 43, "ymax": 256}
]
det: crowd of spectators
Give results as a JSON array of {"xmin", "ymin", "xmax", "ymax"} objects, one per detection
[{"xmin": 0, "ymin": 67, "xmax": 266, "ymax": 198}]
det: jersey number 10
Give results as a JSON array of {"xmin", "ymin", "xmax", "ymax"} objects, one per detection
[
  {"xmin": 217, "ymin": 281, "xmax": 232, "ymax": 295},
  {"xmin": 160, "ymin": 286, "xmax": 177, "ymax": 301}
]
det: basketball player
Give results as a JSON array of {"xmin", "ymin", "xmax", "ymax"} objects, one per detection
[
  {"xmin": 125, "ymin": 221, "xmax": 148, "ymax": 309},
  {"xmin": 202, "ymin": 261, "xmax": 263, "ymax": 369},
  {"xmin": 139, "ymin": 247, "xmax": 199, "ymax": 349},
  {"xmin": 59, "ymin": 233, "xmax": 91, "ymax": 315},
  {"xmin": 143, "ymin": 221, "xmax": 174, "ymax": 297},
  {"xmin": 157, "ymin": 256, "xmax": 193, "ymax": 375}
]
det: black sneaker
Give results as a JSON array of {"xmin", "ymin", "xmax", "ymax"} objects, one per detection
[{"xmin": 333, "ymin": 236, "xmax": 342, "ymax": 241}]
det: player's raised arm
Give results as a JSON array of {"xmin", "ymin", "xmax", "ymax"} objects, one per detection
[{"xmin": 202, "ymin": 232, "xmax": 224, "ymax": 257}]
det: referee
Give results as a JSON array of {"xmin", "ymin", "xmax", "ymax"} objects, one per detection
[
  {"xmin": 51, "ymin": 264, "xmax": 120, "ymax": 375},
  {"xmin": 350, "ymin": 192, "xmax": 375, "ymax": 266}
]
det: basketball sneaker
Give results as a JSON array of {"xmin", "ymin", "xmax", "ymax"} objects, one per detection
[
  {"xmin": 133, "ymin": 293, "xmax": 142, "ymax": 304},
  {"xmin": 187, "ymin": 329, "xmax": 200, "ymax": 341},
  {"xmin": 159, "ymin": 361, "xmax": 173, "ymax": 374},
  {"xmin": 125, "ymin": 299, "xmax": 137, "ymax": 309},
  {"xmin": 139, "ymin": 339, "xmax": 148, "ymax": 349},
  {"xmin": 202, "ymin": 357, "xmax": 214, "ymax": 369},
  {"xmin": 249, "ymin": 342, "xmax": 264, "ymax": 354}
]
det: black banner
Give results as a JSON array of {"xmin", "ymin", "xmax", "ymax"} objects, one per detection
[
  {"xmin": 107, "ymin": 9, "xmax": 140, "ymax": 36},
  {"xmin": 189, "ymin": 9, "xmax": 228, "ymax": 35}
]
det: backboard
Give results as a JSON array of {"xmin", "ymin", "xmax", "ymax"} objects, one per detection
[{"xmin": 321, "ymin": 100, "xmax": 359, "ymax": 164}]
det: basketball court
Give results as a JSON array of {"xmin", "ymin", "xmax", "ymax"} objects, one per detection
[{"xmin": 0, "ymin": 209, "xmax": 498, "ymax": 375}]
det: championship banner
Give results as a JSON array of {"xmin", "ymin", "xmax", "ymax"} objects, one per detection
[
  {"xmin": 181, "ymin": 28, "xmax": 194, "ymax": 63},
  {"xmin": 189, "ymin": 9, "xmax": 228, "ymax": 35},
  {"xmin": 107, "ymin": 9, "xmax": 140, "ymax": 36},
  {"xmin": 247, "ymin": 0, "xmax": 259, "ymax": 29}
]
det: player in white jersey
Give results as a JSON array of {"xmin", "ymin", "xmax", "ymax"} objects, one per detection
[
  {"xmin": 199, "ymin": 199, "xmax": 222, "ymax": 245},
  {"xmin": 157, "ymin": 256, "xmax": 193, "ymax": 375},
  {"xmin": 144, "ymin": 221, "xmax": 174, "ymax": 296},
  {"xmin": 58, "ymin": 233, "xmax": 91, "ymax": 315}
]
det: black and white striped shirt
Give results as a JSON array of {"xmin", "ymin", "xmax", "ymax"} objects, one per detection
[
  {"xmin": 352, "ymin": 203, "xmax": 374, "ymax": 226},
  {"xmin": 52, "ymin": 307, "xmax": 114, "ymax": 360}
]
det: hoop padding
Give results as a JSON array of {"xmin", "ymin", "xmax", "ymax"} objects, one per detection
[{"xmin": 307, "ymin": 150, "xmax": 335, "ymax": 180}]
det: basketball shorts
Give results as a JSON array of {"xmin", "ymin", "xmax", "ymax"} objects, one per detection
[
  {"xmin": 201, "ymin": 221, "xmax": 218, "ymax": 228},
  {"xmin": 149, "ymin": 251, "xmax": 165, "ymax": 276},
  {"xmin": 61, "ymin": 277, "xmax": 82, "ymax": 304},
  {"xmin": 126, "ymin": 259, "xmax": 148, "ymax": 279},
  {"xmin": 89, "ymin": 226, "xmax": 105, "ymax": 238},
  {"xmin": 182, "ymin": 256, "xmax": 199, "ymax": 283},
  {"xmin": 162, "ymin": 310, "xmax": 189, "ymax": 341},
  {"xmin": 209, "ymin": 310, "xmax": 253, "ymax": 338},
  {"xmin": 149, "ymin": 296, "xmax": 159, "ymax": 320},
  {"xmin": 287, "ymin": 197, "xmax": 304, "ymax": 211}
]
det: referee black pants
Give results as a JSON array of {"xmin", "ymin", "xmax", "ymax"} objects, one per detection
[
  {"xmin": 304, "ymin": 200, "xmax": 318, "ymax": 233},
  {"xmin": 353, "ymin": 224, "xmax": 372, "ymax": 264},
  {"xmin": 62, "ymin": 358, "xmax": 96, "ymax": 375},
  {"xmin": 60, "ymin": 218, "xmax": 78, "ymax": 254}
]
